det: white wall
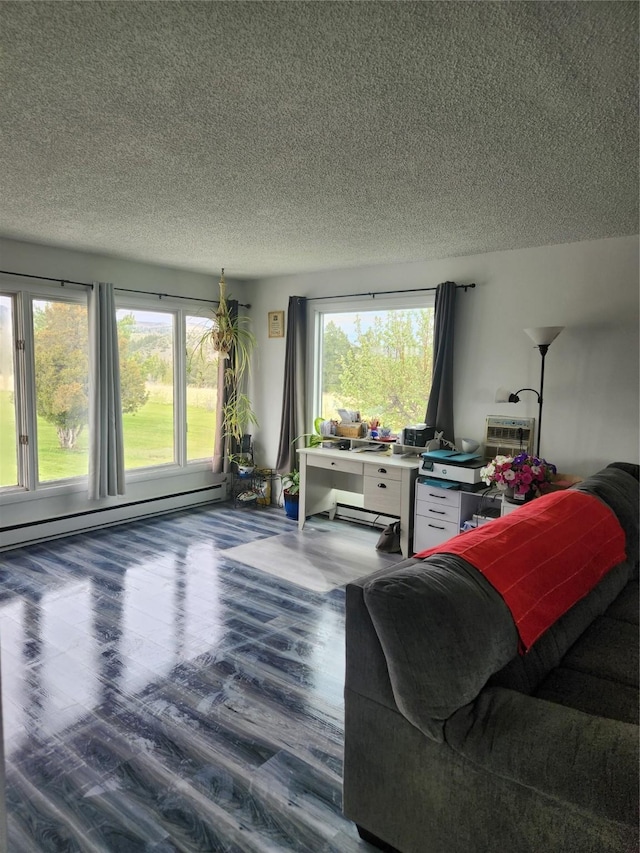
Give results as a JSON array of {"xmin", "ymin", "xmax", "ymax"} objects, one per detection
[
  {"xmin": 0, "ymin": 237, "xmax": 250, "ymax": 545},
  {"xmin": 246, "ymin": 235, "xmax": 639, "ymax": 477},
  {"xmin": 0, "ymin": 235, "xmax": 246, "ymax": 302},
  {"xmin": 2, "ymin": 232, "xmax": 637, "ymax": 544}
]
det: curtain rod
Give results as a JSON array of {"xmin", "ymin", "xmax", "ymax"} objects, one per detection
[
  {"xmin": 306, "ymin": 281, "xmax": 475, "ymax": 301},
  {"xmin": 113, "ymin": 286, "xmax": 251, "ymax": 309},
  {"xmin": 0, "ymin": 269, "xmax": 251, "ymax": 308},
  {"xmin": 0, "ymin": 269, "xmax": 94, "ymax": 289}
]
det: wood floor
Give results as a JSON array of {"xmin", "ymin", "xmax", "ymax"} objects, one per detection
[{"xmin": 0, "ymin": 502, "xmax": 401, "ymax": 852}]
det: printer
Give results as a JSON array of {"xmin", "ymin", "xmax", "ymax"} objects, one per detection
[{"xmin": 421, "ymin": 449, "xmax": 487, "ymax": 488}]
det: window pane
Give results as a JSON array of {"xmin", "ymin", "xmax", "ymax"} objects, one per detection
[
  {"xmin": 0, "ymin": 295, "xmax": 18, "ymax": 487},
  {"xmin": 33, "ymin": 299, "xmax": 90, "ymax": 482},
  {"xmin": 319, "ymin": 308, "xmax": 435, "ymax": 433},
  {"xmin": 186, "ymin": 316, "xmax": 218, "ymax": 462},
  {"xmin": 116, "ymin": 309, "xmax": 174, "ymax": 469}
]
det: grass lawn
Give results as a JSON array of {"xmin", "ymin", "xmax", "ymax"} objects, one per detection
[
  {"xmin": 0, "ymin": 389, "xmax": 216, "ymax": 486},
  {"xmin": 0, "ymin": 389, "xmax": 18, "ymax": 486}
]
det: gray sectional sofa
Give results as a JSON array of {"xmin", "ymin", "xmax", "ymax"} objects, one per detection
[{"xmin": 343, "ymin": 463, "xmax": 639, "ymax": 853}]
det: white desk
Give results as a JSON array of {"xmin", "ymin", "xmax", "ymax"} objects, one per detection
[{"xmin": 297, "ymin": 447, "xmax": 421, "ymax": 557}]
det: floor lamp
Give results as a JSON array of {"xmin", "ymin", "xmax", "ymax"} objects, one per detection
[{"xmin": 495, "ymin": 326, "xmax": 564, "ymax": 458}]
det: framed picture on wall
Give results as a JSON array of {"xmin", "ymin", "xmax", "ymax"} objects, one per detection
[{"xmin": 268, "ymin": 310, "xmax": 285, "ymax": 338}]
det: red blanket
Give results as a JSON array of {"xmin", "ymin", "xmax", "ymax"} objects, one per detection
[{"xmin": 415, "ymin": 490, "xmax": 626, "ymax": 651}]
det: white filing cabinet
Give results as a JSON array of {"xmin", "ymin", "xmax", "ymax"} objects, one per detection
[
  {"xmin": 414, "ymin": 482, "xmax": 461, "ymax": 552},
  {"xmin": 413, "ymin": 479, "xmax": 503, "ymax": 553}
]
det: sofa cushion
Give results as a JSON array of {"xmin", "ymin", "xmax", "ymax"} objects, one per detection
[
  {"xmin": 535, "ymin": 667, "xmax": 638, "ymax": 725},
  {"xmin": 561, "ymin": 615, "xmax": 639, "ymax": 688},
  {"xmin": 363, "ymin": 555, "xmax": 518, "ymax": 740},
  {"xmin": 607, "ymin": 461, "xmax": 640, "ymax": 481},
  {"xmin": 605, "ymin": 579, "xmax": 639, "ymax": 624},
  {"xmin": 575, "ymin": 467, "xmax": 639, "ymax": 566},
  {"xmin": 488, "ymin": 562, "xmax": 633, "ymax": 695}
]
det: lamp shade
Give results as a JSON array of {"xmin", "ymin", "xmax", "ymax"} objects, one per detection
[{"xmin": 524, "ymin": 326, "xmax": 564, "ymax": 346}]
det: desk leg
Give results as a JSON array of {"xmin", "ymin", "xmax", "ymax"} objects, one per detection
[
  {"xmin": 298, "ymin": 459, "xmax": 307, "ymax": 531},
  {"xmin": 399, "ymin": 468, "xmax": 417, "ymax": 558},
  {"xmin": 298, "ymin": 457, "xmax": 341, "ymax": 529}
]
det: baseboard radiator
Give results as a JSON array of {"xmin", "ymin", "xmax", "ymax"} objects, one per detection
[
  {"xmin": 0, "ymin": 484, "xmax": 227, "ymax": 551},
  {"xmin": 334, "ymin": 504, "xmax": 398, "ymax": 529}
]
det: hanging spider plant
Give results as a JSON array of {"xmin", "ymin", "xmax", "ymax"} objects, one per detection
[
  {"xmin": 200, "ymin": 269, "xmax": 258, "ymax": 447},
  {"xmin": 221, "ymin": 380, "xmax": 259, "ymax": 446}
]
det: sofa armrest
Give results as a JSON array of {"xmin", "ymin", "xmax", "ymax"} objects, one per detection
[{"xmin": 445, "ymin": 686, "xmax": 638, "ymax": 826}]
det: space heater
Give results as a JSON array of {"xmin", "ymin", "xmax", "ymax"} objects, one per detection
[{"xmin": 484, "ymin": 416, "xmax": 535, "ymax": 458}]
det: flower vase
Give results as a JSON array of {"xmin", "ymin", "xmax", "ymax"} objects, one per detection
[{"xmin": 504, "ymin": 488, "xmax": 535, "ymax": 505}]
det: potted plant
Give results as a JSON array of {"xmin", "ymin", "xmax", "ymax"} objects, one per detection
[
  {"xmin": 230, "ymin": 454, "xmax": 255, "ymax": 478},
  {"xmin": 199, "ymin": 269, "xmax": 258, "ymax": 458},
  {"xmin": 480, "ymin": 453, "xmax": 557, "ymax": 502},
  {"xmin": 281, "ymin": 470, "xmax": 300, "ymax": 520},
  {"xmin": 294, "ymin": 416, "xmax": 341, "ymax": 448}
]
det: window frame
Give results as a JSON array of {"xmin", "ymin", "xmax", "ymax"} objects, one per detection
[
  {"xmin": 0, "ymin": 285, "xmax": 91, "ymax": 495},
  {"xmin": 0, "ymin": 291, "xmax": 23, "ymax": 490},
  {"xmin": 114, "ymin": 297, "xmax": 180, "ymax": 474},
  {"xmin": 112, "ymin": 294, "xmax": 218, "ymax": 478},
  {"xmin": 0, "ymin": 284, "xmax": 218, "ymax": 503},
  {"xmin": 184, "ymin": 311, "xmax": 219, "ymax": 465},
  {"xmin": 307, "ymin": 292, "xmax": 437, "ymax": 431},
  {"xmin": 31, "ymin": 292, "xmax": 91, "ymax": 488}
]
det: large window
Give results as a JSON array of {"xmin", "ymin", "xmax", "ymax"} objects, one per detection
[
  {"xmin": 0, "ymin": 294, "xmax": 17, "ymax": 487},
  {"xmin": 314, "ymin": 300, "xmax": 435, "ymax": 433},
  {"xmin": 186, "ymin": 315, "xmax": 218, "ymax": 462},
  {"xmin": 116, "ymin": 308, "xmax": 175, "ymax": 469},
  {"xmin": 0, "ymin": 286, "xmax": 218, "ymax": 496},
  {"xmin": 33, "ymin": 298, "xmax": 90, "ymax": 482}
]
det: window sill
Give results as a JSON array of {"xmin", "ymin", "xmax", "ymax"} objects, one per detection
[{"xmin": 0, "ymin": 459, "xmax": 216, "ymax": 506}]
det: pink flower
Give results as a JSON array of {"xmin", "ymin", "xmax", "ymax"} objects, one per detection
[{"xmin": 481, "ymin": 453, "xmax": 556, "ymax": 495}]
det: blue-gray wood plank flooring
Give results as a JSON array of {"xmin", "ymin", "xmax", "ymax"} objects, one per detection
[{"xmin": 0, "ymin": 504, "xmax": 394, "ymax": 852}]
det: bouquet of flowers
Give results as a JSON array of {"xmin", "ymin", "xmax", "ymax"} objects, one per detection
[{"xmin": 480, "ymin": 453, "xmax": 557, "ymax": 497}]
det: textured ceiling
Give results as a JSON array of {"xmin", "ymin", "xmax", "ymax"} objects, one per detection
[{"xmin": 0, "ymin": 1, "xmax": 637, "ymax": 278}]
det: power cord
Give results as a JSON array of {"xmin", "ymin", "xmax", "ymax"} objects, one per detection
[{"xmin": 474, "ymin": 486, "xmax": 502, "ymax": 523}]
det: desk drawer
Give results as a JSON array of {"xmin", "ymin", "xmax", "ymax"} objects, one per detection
[
  {"xmin": 364, "ymin": 475, "xmax": 402, "ymax": 514},
  {"xmin": 415, "ymin": 499, "xmax": 460, "ymax": 525},
  {"xmin": 415, "ymin": 482, "xmax": 461, "ymax": 508},
  {"xmin": 413, "ymin": 518, "xmax": 459, "ymax": 553},
  {"xmin": 306, "ymin": 455, "xmax": 363, "ymax": 477},
  {"xmin": 365, "ymin": 463, "xmax": 402, "ymax": 482}
]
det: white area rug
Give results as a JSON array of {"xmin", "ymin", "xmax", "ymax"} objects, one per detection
[{"xmin": 223, "ymin": 526, "xmax": 404, "ymax": 592}]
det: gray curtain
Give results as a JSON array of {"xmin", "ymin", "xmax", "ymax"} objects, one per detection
[
  {"xmin": 212, "ymin": 298, "xmax": 239, "ymax": 474},
  {"xmin": 276, "ymin": 296, "xmax": 307, "ymax": 473},
  {"xmin": 88, "ymin": 282, "xmax": 125, "ymax": 499},
  {"xmin": 425, "ymin": 281, "xmax": 457, "ymax": 445}
]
